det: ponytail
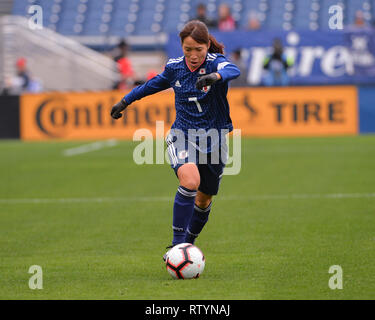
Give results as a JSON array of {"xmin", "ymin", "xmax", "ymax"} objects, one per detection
[{"xmin": 208, "ymin": 34, "xmax": 225, "ymax": 54}]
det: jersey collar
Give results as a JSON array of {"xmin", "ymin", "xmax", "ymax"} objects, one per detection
[{"xmin": 184, "ymin": 56, "xmax": 206, "ymax": 73}]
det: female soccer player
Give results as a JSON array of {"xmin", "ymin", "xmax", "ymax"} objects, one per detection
[{"xmin": 111, "ymin": 20, "xmax": 240, "ymax": 257}]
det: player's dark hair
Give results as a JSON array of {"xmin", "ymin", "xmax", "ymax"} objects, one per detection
[{"xmin": 179, "ymin": 20, "xmax": 225, "ymax": 54}]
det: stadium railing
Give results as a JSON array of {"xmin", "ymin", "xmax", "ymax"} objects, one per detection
[{"xmin": 0, "ymin": 15, "xmax": 119, "ymax": 92}]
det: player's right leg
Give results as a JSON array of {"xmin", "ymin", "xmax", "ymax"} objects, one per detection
[
  {"xmin": 166, "ymin": 132, "xmax": 200, "ymax": 250},
  {"xmin": 171, "ymin": 163, "xmax": 200, "ymax": 245},
  {"xmin": 163, "ymin": 163, "xmax": 200, "ymax": 261},
  {"xmin": 177, "ymin": 162, "xmax": 200, "ymax": 190}
]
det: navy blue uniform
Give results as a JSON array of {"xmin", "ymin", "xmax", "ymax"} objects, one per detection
[{"xmin": 124, "ymin": 53, "xmax": 240, "ymax": 195}]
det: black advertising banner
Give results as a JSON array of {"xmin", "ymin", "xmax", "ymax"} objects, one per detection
[{"xmin": 0, "ymin": 95, "xmax": 20, "ymax": 139}]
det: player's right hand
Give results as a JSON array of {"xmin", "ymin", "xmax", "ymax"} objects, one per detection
[{"xmin": 110, "ymin": 99, "xmax": 128, "ymax": 119}]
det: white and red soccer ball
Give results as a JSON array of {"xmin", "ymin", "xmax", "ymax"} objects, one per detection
[{"xmin": 165, "ymin": 243, "xmax": 205, "ymax": 279}]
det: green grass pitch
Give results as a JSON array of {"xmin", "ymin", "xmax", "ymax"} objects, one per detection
[{"xmin": 0, "ymin": 136, "xmax": 374, "ymax": 299}]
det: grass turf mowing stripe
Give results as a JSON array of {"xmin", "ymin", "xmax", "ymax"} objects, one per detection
[{"xmin": 0, "ymin": 192, "xmax": 374, "ymax": 204}]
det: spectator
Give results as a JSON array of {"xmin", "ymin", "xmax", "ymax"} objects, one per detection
[
  {"xmin": 246, "ymin": 10, "xmax": 261, "ymax": 30},
  {"xmin": 2, "ymin": 58, "xmax": 42, "ymax": 94},
  {"xmin": 229, "ymin": 49, "xmax": 248, "ymax": 87},
  {"xmin": 112, "ymin": 39, "xmax": 129, "ymax": 61},
  {"xmin": 193, "ymin": 3, "xmax": 217, "ymax": 29},
  {"xmin": 112, "ymin": 39, "xmax": 135, "ymax": 90},
  {"xmin": 346, "ymin": 10, "xmax": 372, "ymax": 31},
  {"xmin": 15, "ymin": 58, "xmax": 30, "ymax": 91},
  {"xmin": 217, "ymin": 4, "xmax": 236, "ymax": 31},
  {"xmin": 262, "ymin": 38, "xmax": 294, "ymax": 86},
  {"xmin": 146, "ymin": 70, "xmax": 158, "ymax": 81},
  {"xmin": 353, "ymin": 10, "xmax": 366, "ymax": 28}
]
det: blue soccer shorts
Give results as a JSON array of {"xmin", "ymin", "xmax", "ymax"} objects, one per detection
[{"xmin": 166, "ymin": 133, "xmax": 227, "ymax": 196}]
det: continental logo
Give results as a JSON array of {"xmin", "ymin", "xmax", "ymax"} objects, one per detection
[
  {"xmin": 20, "ymin": 91, "xmax": 176, "ymax": 140},
  {"xmin": 33, "ymin": 96, "xmax": 175, "ymax": 137},
  {"xmin": 20, "ymin": 86, "xmax": 358, "ymax": 140}
]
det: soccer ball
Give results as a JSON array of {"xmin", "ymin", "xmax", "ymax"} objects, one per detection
[{"xmin": 165, "ymin": 243, "xmax": 205, "ymax": 279}]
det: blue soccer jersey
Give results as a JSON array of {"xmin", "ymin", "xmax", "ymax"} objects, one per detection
[{"xmin": 123, "ymin": 53, "xmax": 240, "ymax": 152}]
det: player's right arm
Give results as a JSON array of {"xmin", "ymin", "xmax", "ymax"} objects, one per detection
[{"xmin": 111, "ymin": 65, "xmax": 172, "ymax": 119}]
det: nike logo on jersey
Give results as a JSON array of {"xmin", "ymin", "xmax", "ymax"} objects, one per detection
[{"xmin": 175, "ymin": 80, "xmax": 181, "ymax": 87}]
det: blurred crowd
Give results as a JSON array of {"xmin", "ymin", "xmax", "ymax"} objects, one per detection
[
  {"xmin": 192, "ymin": 3, "xmax": 375, "ymax": 32},
  {"xmin": 193, "ymin": 3, "xmax": 260, "ymax": 31},
  {"xmin": 2, "ymin": 3, "xmax": 374, "ymax": 94},
  {"xmin": 108, "ymin": 3, "xmax": 374, "ymax": 90}
]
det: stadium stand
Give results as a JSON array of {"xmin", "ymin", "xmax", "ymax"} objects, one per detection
[
  {"xmin": 4, "ymin": 0, "xmax": 375, "ymax": 91},
  {"xmin": 11, "ymin": 0, "xmax": 375, "ymax": 37},
  {"xmin": 0, "ymin": 0, "xmax": 14, "ymax": 16},
  {"xmin": 0, "ymin": 15, "xmax": 119, "ymax": 91}
]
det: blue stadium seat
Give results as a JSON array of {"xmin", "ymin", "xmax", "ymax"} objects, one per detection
[
  {"xmin": 10, "ymin": 0, "xmax": 375, "ymax": 36},
  {"xmin": 265, "ymin": 0, "xmax": 294, "ymax": 30},
  {"xmin": 294, "ymin": 0, "xmax": 320, "ymax": 30}
]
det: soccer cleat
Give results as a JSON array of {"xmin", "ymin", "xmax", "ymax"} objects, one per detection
[{"xmin": 163, "ymin": 245, "xmax": 174, "ymax": 262}]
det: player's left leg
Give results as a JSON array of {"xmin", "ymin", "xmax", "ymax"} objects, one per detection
[
  {"xmin": 185, "ymin": 152, "xmax": 225, "ymax": 244},
  {"xmin": 195, "ymin": 191, "xmax": 212, "ymax": 209},
  {"xmin": 185, "ymin": 191, "xmax": 213, "ymax": 244}
]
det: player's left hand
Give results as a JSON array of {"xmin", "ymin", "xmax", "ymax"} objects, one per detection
[{"xmin": 196, "ymin": 73, "xmax": 219, "ymax": 90}]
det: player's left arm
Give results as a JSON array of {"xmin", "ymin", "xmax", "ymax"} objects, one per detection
[
  {"xmin": 195, "ymin": 57, "xmax": 240, "ymax": 90},
  {"xmin": 215, "ymin": 57, "xmax": 241, "ymax": 82},
  {"xmin": 111, "ymin": 65, "xmax": 173, "ymax": 119}
]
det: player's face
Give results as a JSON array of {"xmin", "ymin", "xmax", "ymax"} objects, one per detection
[{"xmin": 182, "ymin": 36, "xmax": 209, "ymax": 70}]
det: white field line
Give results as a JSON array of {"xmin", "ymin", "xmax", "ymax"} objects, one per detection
[
  {"xmin": 0, "ymin": 193, "xmax": 374, "ymax": 204},
  {"xmin": 242, "ymin": 146, "xmax": 375, "ymax": 154},
  {"xmin": 63, "ymin": 139, "xmax": 118, "ymax": 157}
]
